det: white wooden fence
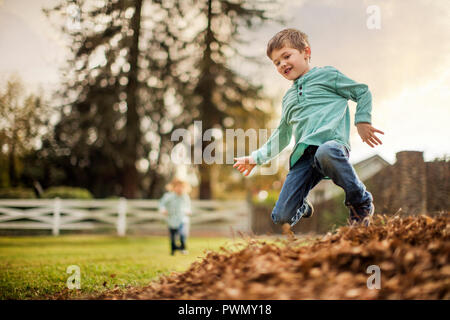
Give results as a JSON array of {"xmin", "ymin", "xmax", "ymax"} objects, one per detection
[{"xmin": 0, "ymin": 199, "xmax": 250, "ymax": 236}]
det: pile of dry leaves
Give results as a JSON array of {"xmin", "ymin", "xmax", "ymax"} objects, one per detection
[{"xmin": 97, "ymin": 213, "xmax": 450, "ymax": 300}]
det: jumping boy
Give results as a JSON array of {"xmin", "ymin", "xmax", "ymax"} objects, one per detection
[{"xmin": 233, "ymin": 28, "xmax": 384, "ymax": 227}]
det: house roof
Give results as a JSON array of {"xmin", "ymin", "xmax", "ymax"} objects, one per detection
[
  {"xmin": 353, "ymin": 154, "xmax": 391, "ymax": 181},
  {"xmin": 354, "ymin": 154, "xmax": 391, "ymax": 171}
]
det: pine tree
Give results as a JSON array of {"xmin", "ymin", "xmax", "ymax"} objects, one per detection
[
  {"xmin": 44, "ymin": 0, "xmax": 193, "ymax": 198},
  {"xmin": 178, "ymin": 0, "xmax": 274, "ymax": 198},
  {"xmin": 43, "ymin": 0, "xmax": 276, "ymax": 198}
]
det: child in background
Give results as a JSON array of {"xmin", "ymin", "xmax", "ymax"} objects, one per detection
[
  {"xmin": 159, "ymin": 178, "xmax": 192, "ymax": 255},
  {"xmin": 234, "ymin": 28, "xmax": 384, "ymax": 227}
]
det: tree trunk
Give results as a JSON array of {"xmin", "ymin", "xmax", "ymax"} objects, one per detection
[
  {"xmin": 122, "ymin": 0, "xmax": 142, "ymax": 199},
  {"xmin": 148, "ymin": 170, "xmax": 166, "ymax": 199},
  {"xmin": 197, "ymin": 0, "xmax": 215, "ymax": 199},
  {"xmin": 199, "ymin": 163, "xmax": 212, "ymax": 199},
  {"xmin": 8, "ymin": 143, "xmax": 17, "ymax": 187}
]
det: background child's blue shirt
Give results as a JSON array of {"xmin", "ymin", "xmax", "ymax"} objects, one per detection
[
  {"xmin": 251, "ymin": 66, "xmax": 372, "ymax": 168},
  {"xmin": 159, "ymin": 192, "xmax": 191, "ymax": 229}
]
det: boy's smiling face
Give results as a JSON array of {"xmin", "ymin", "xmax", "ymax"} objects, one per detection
[{"xmin": 271, "ymin": 46, "xmax": 311, "ymax": 81}]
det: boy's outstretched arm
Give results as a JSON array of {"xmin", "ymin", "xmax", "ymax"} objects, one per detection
[
  {"xmin": 356, "ymin": 122, "xmax": 384, "ymax": 148},
  {"xmin": 233, "ymin": 156, "xmax": 256, "ymax": 177}
]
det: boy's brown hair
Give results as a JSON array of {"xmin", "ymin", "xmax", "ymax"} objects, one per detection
[
  {"xmin": 267, "ymin": 28, "xmax": 310, "ymax": 59},
  {"xmin": 166, "ymin": 177, "xmax": 191, "ymax": 193}
]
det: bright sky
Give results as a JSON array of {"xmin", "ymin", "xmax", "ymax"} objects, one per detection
[{"xmin": 1, "ymin": 0, "xmax": 449, "ymax": 165}]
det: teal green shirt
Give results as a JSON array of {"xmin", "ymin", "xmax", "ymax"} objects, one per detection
[
  {"xmin": 251, "ymin": 66, "xmax": 372, "ymax": 168},
  {"xmin": 159, "ymin": 192, "xmax": 191, "ymax": 229}
]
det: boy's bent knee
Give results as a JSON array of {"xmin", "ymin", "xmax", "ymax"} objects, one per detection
[
  {"xmin": 316, "ymin": 140, "xmax": 340, "ymax": 156},
  {"xmin": 315, "ymin": 141, "xmax": 346, "ymax": 163}
]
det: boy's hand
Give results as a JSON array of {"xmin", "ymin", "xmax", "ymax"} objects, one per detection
[
  {"xmin": 356, "ymin": 122, "xmax": 384, "ymax": 148},
  {"xmin": 233, "ymin": 156, "xmax": 256, "ymax": 177}
]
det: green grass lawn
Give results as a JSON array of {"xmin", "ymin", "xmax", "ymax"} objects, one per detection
[{"xmin": 0, "ymin": 234, "xmax": 247, "ymax": 299}]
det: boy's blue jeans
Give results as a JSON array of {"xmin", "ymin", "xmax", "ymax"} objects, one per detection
[
  {"xmin": 169, "ymin": 224, "xmax": 186, "ymax": 254},
  {"xmin": 271, "ymin": 140, "xmax": 372, "ymax": 226}
]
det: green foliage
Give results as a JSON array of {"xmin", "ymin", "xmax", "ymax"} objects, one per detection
[
  {"xmin": 41, "ymin": 186, "xmax": 93, "ymax": 199},
  {"xmin": 0, "ymin": 75, "xmax": 50, "ymax": 188},
  {"xmin": 0, "ymin": 187, "xmax": 36, "ymax": 199}
]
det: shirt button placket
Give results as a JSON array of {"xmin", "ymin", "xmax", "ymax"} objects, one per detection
[{"xmin": 298, "ymin": 81, "xmax": 304, "ymax": 99}]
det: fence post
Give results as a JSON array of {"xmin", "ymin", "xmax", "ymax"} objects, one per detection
[
  {"xmin": 52, "ymin": 197, "xmax": 61, "ymax": 236},
  {"xmin": 117, "ymin": 197, "xmax": 127, "ymax": 236}
]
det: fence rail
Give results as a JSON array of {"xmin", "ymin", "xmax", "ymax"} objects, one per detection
[{"xmin": 0, "ymin": 199, "xmax": 250, "ymax": 236}]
